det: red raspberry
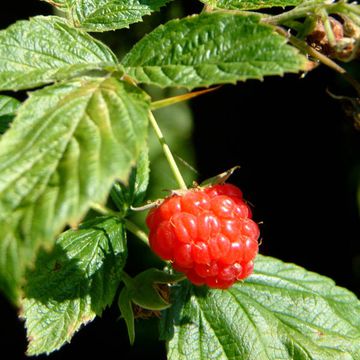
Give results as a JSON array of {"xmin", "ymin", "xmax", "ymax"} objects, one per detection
[{"xmin": 146, "ymin": 184, "xmax": 259, "ymax": 289}]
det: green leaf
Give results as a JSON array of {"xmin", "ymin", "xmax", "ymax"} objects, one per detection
[
  {"xmin": 118, "ymin": 287, "xmax": 135, "ymax": 345},
  {"xmin": 0, "ymin": 77, "xmax": 149, "ymax": 303},
  {"xmin": 200, "ymin": 0, "xmax": 302, "ymax": 10},
  {"xmin": 161, "ymin": 255, "xmax": 360, "ymax": 360},
  {"xmin": 127, "ymin": 269, "xmax": 184, "ymax": 310},
  {"xmin": 119, "ymin": 269, "xmax": 184, "ymax": 345},
  {"xmin": 0, "ymin": 16, "xmax": 118, "ymax": 91},
  {"xmin": 123, "ymin": 13, "xmax": 308, "ymax": 89},
  {"xmin": 131, "ymin": 146, "xmax": 150, "ymax": 205},
  {"xmin": 70, "ymin": 0, "xmax": 175, "ymax": 32},
  {"xmin": 22, "ymin": 216, "xmax": 127, "ymax": 355},
  {"xmin": 0, "ymin": 95, "xmax": 20, "ymax": 134},
  {"xmin": 0, "ymin": 95, "xmax": 20, "ymax": 117},
  {"xmin": 111, "ymin": 145, "xmax": 150, "ymax": 214}
]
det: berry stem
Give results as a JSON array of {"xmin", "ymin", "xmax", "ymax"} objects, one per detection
[
  {"xmin": 148, "ymin": 111, "xmax": 188, "ymax": 190},
  {"xmin": 124, "ymin": 218, "xmax": 149, "ymax": 246}
]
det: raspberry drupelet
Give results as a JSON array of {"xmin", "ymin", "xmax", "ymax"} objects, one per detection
[{"xmin": 146, "ymin": 184, "xmax": 260, "ymax": 289}]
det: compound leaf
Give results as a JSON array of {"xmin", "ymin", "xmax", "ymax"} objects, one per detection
[
  {"xmin": 23, "ymin": 216, "xmax": 127, "ymax": 355},
  {"xmin": 162, "ymin": 255, "xmax": 360, "ymax": 360},
  {"xmin": 0, "ymin": 77, "xmax": 149, "ymax": 302},
  {"xmin": 123, "ymin": 13, "xmax": 308, "ymax": 89},
  {"xmin": 0, "ymin": 16, "xmax": 118, "ymax": 91}
]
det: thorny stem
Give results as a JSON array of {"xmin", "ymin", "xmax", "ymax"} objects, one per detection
[{"xmin": 148, "ymin": 111, "xmax": 188, "ymax": 190}]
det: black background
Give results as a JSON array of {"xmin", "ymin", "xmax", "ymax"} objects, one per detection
[{"xmin": 0, "ymin": 1, "xmax": 359, "ymax": 359}]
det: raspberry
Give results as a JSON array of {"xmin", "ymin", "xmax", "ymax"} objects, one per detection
[{"xmin": 146, "ymin": 184, "xmax": 259, "ymax": 289}]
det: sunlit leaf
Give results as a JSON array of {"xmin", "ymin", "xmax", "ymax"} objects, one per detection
[{"xmin": 162, "ymin": 255, "xmax": 360, "ymax": 360}]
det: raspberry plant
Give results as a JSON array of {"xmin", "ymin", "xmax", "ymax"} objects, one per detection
[{"xmin": 0, "ymin": 0, "xmax": 360, "ymax": 359}]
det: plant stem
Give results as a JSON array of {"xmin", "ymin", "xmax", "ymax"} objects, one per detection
[
  {"xmin": 276, "ymin": 27, "xmax": 346, "ymax": 74},
  {"xmin": 124, "ymin": 218, "xmax": 149, "ymax": 246},
  {"xmin": 148, "ymin": 111, "xmax": 187, "ymax": 190},
  {"xmin": 90, "ymin": 202, "xmax": 119, "ymax": 216},
  {"xmin": 277, "ymin": 27, "xmax": 360, "ymax": 95},
  {"xmin": 262, "ymin": 0, "xmax": 341, "ymax": 25},
  {"xmin": 121, "ymin": 271, "xmax": 133, "ymax": 288},
  {"xmin": 320, "ymin": 8, "xmax": 336, "ymax": 47},
  {"xmin": 262, "ymin": 3, "xmax": 318, "ymax": 25},
  {"xmin": 91, "ymin": 203, "xmax": 150, "ymax": 246}
]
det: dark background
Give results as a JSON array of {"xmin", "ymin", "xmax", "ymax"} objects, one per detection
[{"xmin": 0, "ymin": 1, "xmax": 359, "ymax": 359}]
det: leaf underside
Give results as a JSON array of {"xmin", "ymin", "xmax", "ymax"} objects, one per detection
[
  {"xmin": 123, "ymin": 12, "xmax": 307, "ymax": 89},
  {"xmin": 161, "ymin": 255, "xmax": 360, "ymax": 360},
  {"xmin": 0, "ymin": 77, "xmax": 149, "ymax": 302}
]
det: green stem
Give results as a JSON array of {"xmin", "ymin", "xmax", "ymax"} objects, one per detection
[
  {"xmin": 278, "ymin": 27, "xmax": 360, "ymax": 95},
  {"xmin": 90, "ymin": 202, "xmax": 119, "ymax": 216},
  {"xmin": 276, "ymin": 27, "xmax": 346, "ymax": 74},
  {"xmin": 91, "ymin": 203, "xmax": 150, "ymax": 246},
  {"xmin": 263, "ymin": 1, "xmax": 340, "ymax": 25},
  {"xmin": 262, "ymin": 3, "xmax": 318, "ymax": 25},
  {"xmin": 121, "ymin": 271, "xmax": 133, "ymax": 288},
  {"xmin": 320, "ymin": 8, "xmax": 336, "ymax": 47},
  {"xmin": 124, "ymin": 218, "xmax": 149, "ymax": 246},
  {"xmin": 148, "ymin": 111, "xmax": 187, "ymax": 190}
]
